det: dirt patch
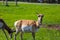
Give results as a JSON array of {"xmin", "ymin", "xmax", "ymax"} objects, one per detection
[
  {"xmin": 47, "ymin": 24, "xmax": 60, "ymax": 30},
  {"xmin": 42, "ymin": 24, "xmax": 60, "ymax": 30}
]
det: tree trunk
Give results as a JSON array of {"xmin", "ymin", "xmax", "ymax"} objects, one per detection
[
  {"xmin": 2, "ymin": 0, "xmax": 4, "ymax": 5},
  {"xmin": 15, "ymin": 0, "xmax": 17, "ymax": 6},
  {"xmin": 6, "ymin": 0, "xmax": 8, "ymax": 6}
]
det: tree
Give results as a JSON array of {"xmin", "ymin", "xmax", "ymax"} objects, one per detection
[
  {"xmin": 2, "ymin": 0, "xmax": 4, "ymax": 5},
  {"xmin": 5, "ymin": 0, "xmax": 8, "ymax": 6},
  {"xmin": 15, "ymin": 0, "xmax": 18, "ymax": 6}
]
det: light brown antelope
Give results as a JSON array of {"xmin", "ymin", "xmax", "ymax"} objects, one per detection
[
  {"xmin": 14, "ymin": 14, "xmax": 44, "ymax": 40},
  {"xmin": 0, "ymin": 19, "xmax": 15, "ymax": 40}
]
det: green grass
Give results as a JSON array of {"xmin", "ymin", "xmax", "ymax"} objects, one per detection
[{"xmin": 0, "ymin": 2, "xmax": 60, "ymax": 40}]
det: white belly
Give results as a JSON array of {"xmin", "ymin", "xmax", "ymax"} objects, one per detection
[
  {"xmin": 21, "ymin": 25, "xmax": 38, "ymax": 32},
  {"xmin": 0, "ymin": 22, "xmax": 3, "ymax": 28}
]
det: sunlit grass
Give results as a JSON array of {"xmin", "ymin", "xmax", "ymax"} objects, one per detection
[{"xmin": 0, "ymin": 2, "xmax": 60, "ymax": 40}]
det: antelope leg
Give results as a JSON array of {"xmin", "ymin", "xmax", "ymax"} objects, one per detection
[
  {"xmin": 20, "ymin": 31, "xmax": 23, "ymax": 40},
  {"xmin": 32, "ymin": 32, "xmax": 35, "ymax": 40},
  {"xmin": 14, "ymin": 31, "xmax": 19, "ymax": 40},
  {"xmin": 32, "ymin": 25, "xmax": 35, "ymax": 40},
  {"xmin": 2, "ymin": 29, "xmax": 8, "ymax": 40}
]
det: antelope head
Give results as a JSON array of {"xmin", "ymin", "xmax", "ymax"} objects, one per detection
[
  {"xmin": 0, "ymin": 18, "xmax": 15, "ymax": 38},
  {"xmin": 36, "ymin": 14, "xmax": 44, "ymax": 28}
]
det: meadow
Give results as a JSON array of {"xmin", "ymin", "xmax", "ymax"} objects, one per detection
[{"xmin": 0, "ymin": 2, "xmax": 60, "ymax": 40}]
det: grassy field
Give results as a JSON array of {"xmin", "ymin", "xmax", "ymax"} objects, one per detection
[{"xmin": 0, "ymin": 2, "xmax": 60, "ymax": 40}]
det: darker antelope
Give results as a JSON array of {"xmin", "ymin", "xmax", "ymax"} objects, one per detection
[
  {"xmin": 0, "ymin": 19, "xmax": 15, "ymax": 40},
  {"xmin": 14, "ymin": 14, "xmax": 44, "ymax": 40}
]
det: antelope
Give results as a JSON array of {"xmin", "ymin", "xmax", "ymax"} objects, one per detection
[
  {"xmin": 0, "ymin": 19, "xmax": 15, "ymax": 40},
  {"xmin": 14, "ymin": 14, "xmax": 44, "ymax": 40}
]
